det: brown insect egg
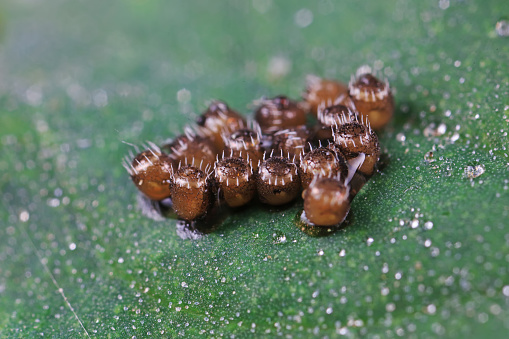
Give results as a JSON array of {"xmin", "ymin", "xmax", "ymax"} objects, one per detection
[
  {"xmin": 332, "ymin": 120, "xmax": 380, "ymax": 177},
  {"xmin": 223, "ymin": 128, "xmax": 263, "ymax": 171},
  {"xmin": 272, "ymin": 126, "xmax": 311, "ymax": 161},
  {"xmin": 123, "ymin": 146, "xmax": 173, "ymax": 201},
  {"xmin": 197, "ymin": 100, "xmax": 246, "ymax": 151},
  {"xmin": 349, "ymin": 66, "xmax": 394, "ymax": 130},
  {"xmin": 303, "ymin": 75, "xmax": 348, "ymax": 116},
  {"xmin": 299, "ymin": 146, "xmax": 348, "ymax": 190},
  {"xmin": 254, "ymin": 96, "xmax": 307, "ymax": 134},
  {"xmin": 333, "ymin": 92, "xmax": 357, "ymax": 110},
  {"xmin": 257, "ymin": 155, "xmax": 300, "ymax": 205},
  {"xmin": 170, "ymin": 165, "xmax": 214, "ymax": 221},
  {"xmin": 163, "ymin": 129, "xmax": 217, "ymax": 170},
  {"xmin": 214, "ymin": 157, "xmax": 256, "ymax": 208},
  {"xmin": 314, "ymin": 104, "xmax": 357, "ymax": 142},
  {"xmin": 303, "ymin": 176, "xmax": 350, "ymax": 226}
]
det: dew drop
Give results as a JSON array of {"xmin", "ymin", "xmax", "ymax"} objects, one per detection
[
  {"xmin": 464, "ymin": 164, "xmax": 485, "ymax": 178},
  {"xmin": 294, "ymin": 8, "xmax": 313, "ymax": 28},
  {"xmin": 396, "ymin": 133, "xmax": 406, "ymax": 142},
  {"xmin": 496, "ymin": 20, "xmax": 509, "ymax": 37},
  {"xmin": 19, "ymin": 210, "xmax": 30, "ymax": 222},
  {"xmin": 426, "ymin": 304, "xmax": 437, "ymax": 314},
  {"xmin": 410, "ymin": 219, "xmax": 419, "ymax": 229}
]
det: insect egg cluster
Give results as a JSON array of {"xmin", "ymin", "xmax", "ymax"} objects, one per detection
[{"xmin": 123, "ymin": 65, "xmax": 394, "ymax": 232}]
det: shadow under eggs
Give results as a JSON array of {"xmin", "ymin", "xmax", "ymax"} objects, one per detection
[
  {"xmin": 136, "ymin": 193, "xmax": 174, "ymax": 221},
  {"xmin": 175, "ymin": 206, "xmax": 231, "ymax": 240},
  {"xmin": 294, "ymin": 207, "xmax": 353, "ymax": 237},
  {"xmin": 136, "ymin": 192, "xmax": 227, "ymax": 240}
]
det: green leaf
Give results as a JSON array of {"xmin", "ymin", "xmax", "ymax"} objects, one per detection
[{"xmin": 1, "ymin": 0, "xmax": 508, "ymax": 337}]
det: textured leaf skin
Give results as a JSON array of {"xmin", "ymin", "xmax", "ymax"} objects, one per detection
[{"xmin": 1, "ymin": 1, "xmax": 509, "ymax": 337}]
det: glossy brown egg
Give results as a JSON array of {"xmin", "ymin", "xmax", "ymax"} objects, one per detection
[
  {"xmin": 223, "ymin": 128, "xmax": 263, "ymax": 171},
  {"xmin": 349, "ymin": 67, "xmax": 394, "ymax": 130},
  {"xmin": 331, "ymin": 121, "xmax": 380, "ymax": 176},
  {"xmin": 197, "ymin": 100, "xmax": 246, "ymax": 151},
  {"xmin": 314, "ymin": 104, "xmax": 357, "ymax": 142},
  {"xmin": 303, "ymin": 75, "xmax": 348, "ymax": 116},
  {"xmin": 257, "ymin": 156, "xmax": 300, "ymax": 205},
  {"xmin": 170, "ymin": 165, "xmax": 214, "ymax": 220},
  {"xmin": 303, "ymin": 176, "xmax": 350, "ymax": 226},
  {"xmin": 272, "ymin": 126, "xmax": 311, "ymax": 161},
  {"xmin": 124, "ymin": 148, "xmax": 173, "ymax": 201},
  {"xmin": 163, "ymin": 132, "xmax": 217, "ymax": 171},
  {"xmin": 215, "ymin": 157, "xmax": 256, "ymax": 208},
  {"xmin": 254, "ymin": 96, "xmax": 307, "ymax": 134},
  {"xmin": 299, "ymin": 147, "xmax": 348, "ymax": 190}
]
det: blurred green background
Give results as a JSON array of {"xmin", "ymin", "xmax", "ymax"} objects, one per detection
[{"xmin": 1, "ymin": 0, "xmax": 508, "ymax": 337}]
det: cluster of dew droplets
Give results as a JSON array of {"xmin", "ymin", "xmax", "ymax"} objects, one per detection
[{"xmin": 123, "ymin": 65, "xmax": 394, "ymax": 233}]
